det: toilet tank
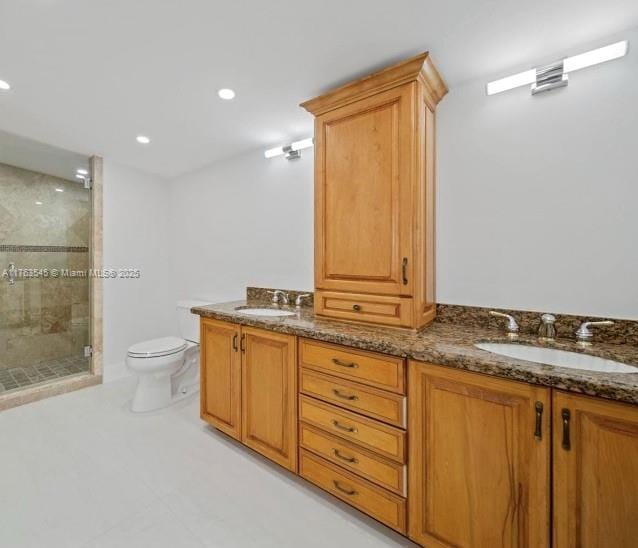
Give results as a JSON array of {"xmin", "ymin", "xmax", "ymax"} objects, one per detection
[{"xmin": 177, "ymin": 300, "xmax": 211, "ymax": 343}]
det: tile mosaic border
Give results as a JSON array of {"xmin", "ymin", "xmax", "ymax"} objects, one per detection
[{"xmin": 0, "ymin": 244, "xmax": 89, "ymax": 252}]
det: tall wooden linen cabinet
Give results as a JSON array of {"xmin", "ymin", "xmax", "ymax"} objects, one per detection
[{"xmin": 301, "ymin": 53, "xmax": 447, "ymax": 329}]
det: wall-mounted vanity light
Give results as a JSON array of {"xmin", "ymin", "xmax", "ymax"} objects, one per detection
[
  {"xmin": 487, "ymin": 40, "xmax": 628, "ymax": 96},
  {"xmin": 264, "ymin": 137, "xmax": 314, "ymax": 160}
]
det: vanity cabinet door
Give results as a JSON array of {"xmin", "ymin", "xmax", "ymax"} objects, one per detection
[
  {"xmin": 553, "ymin": 391, "xmax": 638, "ymax": 548},
  {"xmin": 408, "ymin": 361, "xmax": 550, "ymax": 548},
  {"xmin": 200, "ymin": 319, "xmax": 242, "ymax": 441},
  {"xmin": 314, "ymin": 83, "xmax": 415, "ymax": 297},
  {"xmin": 241, "ymin": 326, "xmax": 298, "ymax": 472}
]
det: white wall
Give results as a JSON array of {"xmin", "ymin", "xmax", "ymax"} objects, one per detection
[
  {"xmin": 436, "ymin": 28, "xmax": 638, "ymax": 319},
  {"xmin": 167, "ymin": 151, "xmax": 314, "ymax": 306},
  {"xmin": 167, "ymin": 29, "xmax": 637, "ymax": 320},
  {"xmin": 103, "ymin": 160, "xmax": 174, "ymax": 380}
]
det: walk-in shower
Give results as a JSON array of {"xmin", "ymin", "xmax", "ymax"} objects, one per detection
[{"xmin": 0, "ymin": 131, "xmax": 94, "ymax": 396}]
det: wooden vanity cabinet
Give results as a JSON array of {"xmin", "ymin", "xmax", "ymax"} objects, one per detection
[
  {"xmin": 200, "ymin": 318, "xmax": 242, "ymax": 441},
  {"xmin": 408, "ymin": 361, "xmax": 551, "ymax": 548},
  {"xmin": 553, "ymin": 391, "xmax": 638, "ymax": 548},
  {"xmin": 200, "ymin": 319, "xmax": 297, "ymax": 472},
  {"xmin": 301, "ymin": 53, "xmax": 447, "ymax": 329},
  {"xmin": 241, "ymin": 326, "xmax": 297, "ymax": 471}
]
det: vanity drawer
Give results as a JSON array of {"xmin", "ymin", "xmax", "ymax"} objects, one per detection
[
  {"xmin": 300, "ymin": 369, "xmax": 406, "ymax": 427},
  {"xmin": 315, "ymin": 289, "xmax": 414, "ymax": 328},
  {"xmin": 299, "ymin": 338, "xmax": 405, "ymax": 394},
  {"xmin": 299, "ymin": 395, "xmax": 406, "ymax": 463},
  {"xmin": 299, "ymin": 449, "xmax": 406, "ymax": 534},
  {"xmin": 300, "ymin": 423, "xmax": 406, "ymax": 496}
]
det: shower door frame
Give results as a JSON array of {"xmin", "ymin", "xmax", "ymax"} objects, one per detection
[{"xmin": 0, "ymin": 155, "xmax": 104, "ymax": 411}]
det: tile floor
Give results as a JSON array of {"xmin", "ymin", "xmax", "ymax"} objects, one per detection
[
  {"xmin": 0, "ymin": 356, "xmax": 90, "ymax": 393},
  {"xmin": 0, "ymin": 377, "xmax": 416, "ymax": 548}
]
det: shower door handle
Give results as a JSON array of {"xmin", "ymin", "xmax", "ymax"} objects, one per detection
[{"xmin": 6, "ymin": 263, "xmax": 17, "ymax": 285}]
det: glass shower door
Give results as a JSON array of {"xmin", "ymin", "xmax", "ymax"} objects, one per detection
[{"xmin": 0, "ymin": 160, "xmax": 91, "ymax": 394}]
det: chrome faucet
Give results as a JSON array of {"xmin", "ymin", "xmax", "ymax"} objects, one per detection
[
  {"xmin": 538, "ymin": 314, "xmax": 556, "ymax": 341},
  {"xmin": 294, "ymin": 293, "xmax": 312, "ymax": 309},
  {"xmin": 489, "ymin": 311, "xmax": 519, "ymax": 337},
  {"xmin": 268, "ymin": 290, "xmax": 289, "ymax": 305},
  {"xmin": 575, "ymin": 320, "xmax": 614, "ymax": 345},
  {"xmin": 6, "ymin": 262, "xmax": 17, "ymax": 285}
]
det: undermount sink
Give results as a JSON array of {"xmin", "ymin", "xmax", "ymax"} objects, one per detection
[
  {"xmin": 475, "ymin": 343, "xmax": 636, "ymax": 374},
  {"xmin": 235, "ymin": 307, "xmax": 296, "ymax": 317}
]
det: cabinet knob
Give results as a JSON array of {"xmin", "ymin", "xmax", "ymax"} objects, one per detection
[{"xmin": 352, "ymin": 304, "xmax": 361, "ymax": 312}]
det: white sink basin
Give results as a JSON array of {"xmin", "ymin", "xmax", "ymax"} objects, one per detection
[
  {"xmin": 235, "ymin": 307, "xmax": 296, "ymax": 317},
  {"xmin": 475, "ymin": 343, "xmax": 636, "ymax": 374}
]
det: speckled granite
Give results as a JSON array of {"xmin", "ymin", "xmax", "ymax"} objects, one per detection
[
  {"xmin": 192, "ymin": 299, "xmax": 638, "ymax": 405},
  {"xmin": 437, "ymin": 304, "xmax": 638, "ymax": 346},
  {"xmin": 246, "ymin": 287, "xmax": 314, "ymax": 307}
]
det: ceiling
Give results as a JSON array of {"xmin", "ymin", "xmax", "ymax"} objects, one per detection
[
  {"xmin": 0, "ymin": 0, "xmax": 637, "ymax": 178},
  {"xmin": 0, "ymin": 129, "xmax": 88, "ymax": 181}
]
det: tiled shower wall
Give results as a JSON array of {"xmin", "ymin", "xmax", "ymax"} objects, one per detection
[{"xmin": 0, "ymin": 162, "xmax": 90, "ymax": 370}]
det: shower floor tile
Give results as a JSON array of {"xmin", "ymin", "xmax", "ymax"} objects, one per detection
[{"xmin": 0, "ymin": 355, "xmax": 90, "ymax": 393}]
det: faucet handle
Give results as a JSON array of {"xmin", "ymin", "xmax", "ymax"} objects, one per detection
[
  {"xmin": 294, "ymin": 293, "xmax": 312, "ymax": 308},
  {"xmin": 489, "ymin": 311, "xmax": 519, "ymax": 335},
  {"xmin": 575, "ymin": 320, "xmax": 614, "ymax": 343}
]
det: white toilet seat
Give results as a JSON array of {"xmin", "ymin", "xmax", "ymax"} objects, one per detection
[{"xmin": 127, "ymin": 336, "xmax": 187, "ymax": 358}]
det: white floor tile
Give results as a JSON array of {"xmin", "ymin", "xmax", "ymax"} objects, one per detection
[{"xmin": 0, "ymin": 378, "xmax": 416, "ymax": 547}]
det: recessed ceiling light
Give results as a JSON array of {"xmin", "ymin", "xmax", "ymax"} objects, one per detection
[
  {"xmin": 217, "ymin": 88, "xmax": 236, "ymax": 100},
  {"xmin": 0, "ymin": 79, "xmax": 10, "ymax": 90},
  {"xmin": 35, "ymin": 201, "xmax": 43, "ymax": 205},
  {"xmin": 136, "ymin": 135, "xmax": 150, "ymax": 144},
  {"xmin": 55, "ymin": 188, "xmax": 64, "ymax": 192},
  {"xmin": 76, "ymin": 168, "xmax": 88, "ymax": 175}
]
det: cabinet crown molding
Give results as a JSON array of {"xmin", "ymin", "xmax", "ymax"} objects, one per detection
[{"xmin": 300, "ymin": 52, "xmax": 448, "ymax": 115}]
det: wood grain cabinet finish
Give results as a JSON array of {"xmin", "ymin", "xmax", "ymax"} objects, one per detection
[
  {"xmin": 200, "ymin": 320, "xmax": 297, "ymax": 472},
  {"xmin": 300, "ymin": 395, "xmax": 406, "ymax": 464},
  {"xmin": 299, "ymin": 449, "xmax": 407, "ymax": 534},
  {"xmin": 299, "ymin": 338, "xmax": 405, "ymax": 394},
  {"xmin": 300, "ymin": 368, "xmax": 406, "ymax": 427},
  {"xmin": 200, "ymin": 318, "xmax": 242, "ymax": 440},
  {"xmin": 553, "ymin": 391, "xmax": 638, "ymax": 548},
  {"xmin": 241, "ymin": 327, "xmax": 297, "ymax": 472},
  {"xmin": 301, "ymin": 53, "xmax": 447, "ymax": 329},
  {"xmin": 408, "ymin": 361, "xmax": 551, "ymax": 548},
  {"xmin": 300, "ymin": 423, "xmax": 406, "ymax": 496}
]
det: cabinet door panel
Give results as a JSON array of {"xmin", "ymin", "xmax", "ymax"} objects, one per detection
[
  {"xmin": 553, "ymin": 391, "xmax": 638, "ymax": 548},
  {"xmin": 408, "ymin": 361, "xmax": 550, "ymax": 548},
  {"xmin": 315, "ymin": 84, "xmax": 414, "ymax": 296},
  {"xmin": 241, "ymin": 327, "xmax": 297, "ymax": 472},
  {"xmin": 200, "ymin": 319, "xmax": 241, "ymax": 440}
]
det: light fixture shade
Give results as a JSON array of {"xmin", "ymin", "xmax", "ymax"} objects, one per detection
[
  {"xmin": 487, "ymin": 39, "xmax": 629, "ymax": 96},
  {"xmin": 563, "ymin": 40, "xmax": 628, "ymax": 73},
  {"xmin": 0, "ymin": 79, "xmax": 10, "ymax": 90},
  {"xmin": 486, "ymin": 70, "xmax": 536, "ymax": 95},
  {"xmin": 264, "ymin": 146, "xmax": 284, "ymax": 158},
  {"xmin": 291, "ymin": 138, "xmax": 314, "ymax": 151},
  {"xmin": 136, "ymin": 135, "xmax": 151, "ymax": 144}
]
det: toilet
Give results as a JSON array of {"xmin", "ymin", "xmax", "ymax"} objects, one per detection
[{"xmin": 126, "ymin": 300, "xmax": 210, "ymax": 412}]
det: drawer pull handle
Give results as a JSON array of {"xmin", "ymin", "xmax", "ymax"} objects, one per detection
[
  {"xmin": 534, "ymin": 401, "xmax": 543, "ymax": 441},
  {"xmin": 333, "ymin": 480, "xmax": 357, "ymax": 496},
  {"xmin": 352, "ymin": 304, "xmax": 362, "ymax": 312},
  {"xmin": 332, "ymin": 389, "xmax": 358, "ymax": 401},
  {"xmin": 232, "ymin": 333, "xmax": 238, "ymax": 352},
  {"xmin": 332, "ymin": 420, "xmax": 357, "ymax": 433},
  {"xmin": 333, "ymin": 449, "xmax": 358, "ymax": 464},
  {"xmin": 561, "ymin": 408, "xmax": 571, "ymax": 451},
  {"xmin": 332, "ymin": 358, "xmax": 358, "ymax": 369}
]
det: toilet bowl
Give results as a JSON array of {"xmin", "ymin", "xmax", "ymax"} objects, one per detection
[{"xmin": 126, "ymin": 300, "xmax": 209, "ymax": 412}]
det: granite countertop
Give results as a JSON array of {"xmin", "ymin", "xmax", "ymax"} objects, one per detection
[{"xmin": 192, "ymin": 300, "xmax": 638, "ymax": 405}]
